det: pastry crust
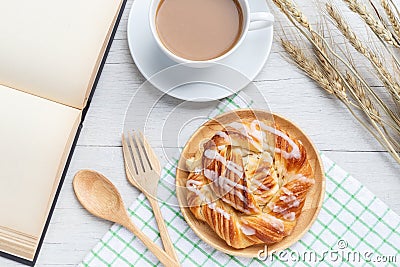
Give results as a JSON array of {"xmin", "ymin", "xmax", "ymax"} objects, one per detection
[{"xmin": 185, "ymin": 120, "xmax": 315, "ymax": 249}]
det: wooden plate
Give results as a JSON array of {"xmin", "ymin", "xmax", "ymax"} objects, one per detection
[{"xmin": 176, "ymin": 109, "xmax": 325, "ymax": 257}]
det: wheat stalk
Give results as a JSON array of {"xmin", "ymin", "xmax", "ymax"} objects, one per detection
[
  {"xmin": 343, "ymin": 0, "xmax": 400, "ymax": 47},
  {"xmin": 273, "ymin": 0, "xmax": 400, "ymax": 125},
  {"xmin": 273, "ymin": 0, "xmax": 400, "ymax": 163},
  {"xmin": 311, "ymin": 30, "xmax": 389, "ymax": 127},
  {"xmin": 326, "ymin": 3, "xmax": 400, "ymax": 104},
  {"xmin": 381, "ymin": 0, "xmax": 400, "ymax": 39},
  {"xmin": 281, "ymin": 39, "xmax": 400, "ymax": 162},
  {"xmin": 345, "ymin": 67, "xmax": 400, "ymax": 146}
]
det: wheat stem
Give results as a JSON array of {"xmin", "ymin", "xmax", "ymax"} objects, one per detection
[
  {"xmin": 343, "ymin": 101, "xmax": 400, "ymax": 163},
  {"xmin": 388, "ymin": 0, "xmax": 400, "ymax": 19},
  {"xmin": 348, "ymin": 101, "xmax": 400, "ymax": 133},
  {"xmin": 345, "ymin": 69, "xmax": 400, "ymax": 140}
]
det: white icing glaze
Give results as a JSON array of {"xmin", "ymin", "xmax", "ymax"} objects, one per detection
[
  {"xmin": 293, "ymin": 199, "xmax": 300, "ymax": 207},
  {"xmin": 186, "ymin": 179, "xmax": 231, "ymax": 220},
  {"xmin": 240, "ymin": 225, "xmax": 256, "ymax": 236},
  {"xmin": 215, "ymin": 131, "xmax": 229, "ymax": 140},
  {"xmin": 217, "ymin": 176, "xmax": 248, "ymax": 203},
  {"xmin": 221, "ymin": 197, "xmax": 251, "ymax": 214},
  {"xmin": 283, "ymin": 211, "xmax": 296, "ymax": 221},
  {"xmin": 194, "ymin": 167, "xmax": 203, "ymax": 174},
  {"xmin": 203, "ymin": 169, "xmax": 219, "ymax": 181},
  {"xmin": 187, "ymin": 179, "xmax": 202, "ymax": 186},
  {"xmin": 281, "ymin": 187, "xmax": 293, "ymax": 195},
  {"xmin": 216, "ymin": 207, "xmax": 231, "ymax": 220},
  {"xmin": 217, "ymin": 145, "xmax": 226, "ymax": 150},
  {"xmin": 261, "ymin": 168, "xmax": 270, "ymax": 175},
  {"xmin": 227, "ymin": 120, "xmax": 301, "ymax": 160},
  {"xmin": 262, "ymin": 152, "xmax": 273, "ymax": 164},
  {"xmin": 292, "ymin": 174, "xmax": 315, "ymax": 184},
  {"xmin": 257, "ymin": 121, "xmax": 301, "ymax": 159},
  {"xmin": 228, "ymin": 122, "xmax": 263, "ymax": 149},
  {"xmin": 203, "ymin": 169, "xmax": 250, "ymax": 205},
  {"xmin": 203, "ymin": 149, "xmax": 243, "ymax": 178},
  {"xmin": 272, "ymin": 199, "xmax": 300, "ymax": 214},
  {"xmin": 247, "ymin": 167, "xmax": 270, "ymax": 192},
  {"xmin": 250, "ymin": 178, "xmax": 270, "ymax": 191},
  {"xmin": 272, "ymin": 205, "xmax": 286, "ymax": 214},
  {"xmin": 228, "ymin": 122, "xmax": 247, "ymax": 132},
  {"xmin": 279, "ymin": 194, "xmax": 298, "ymax": 204},
  {"xmin": 262, "ymin": 214, "xmax": 285, "ymax": 232},
  {"xmin": 218, "ymin": 175, "xmax": 250, "ymax": 194},
  {"xmin": 269, "ymin": 186, "xmax": 301, "ymax": 216},
  {"xmin": 249, "ymin": 122, "xmax": 265, "ymax": 143}
]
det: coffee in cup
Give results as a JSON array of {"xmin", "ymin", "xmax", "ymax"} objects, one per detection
[{"xmin": 155, "ymin": 0, "xmax": 243, "ymax": 61}]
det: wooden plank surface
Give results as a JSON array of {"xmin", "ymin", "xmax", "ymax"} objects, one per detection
[{"xmin": 1, "ymin": 0, "xmax": 399, "ymax": 265}]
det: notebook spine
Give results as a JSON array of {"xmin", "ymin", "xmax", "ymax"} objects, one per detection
[{"xmin": 0, "ymin": 226, "xmax": 37, "ymax": 264}]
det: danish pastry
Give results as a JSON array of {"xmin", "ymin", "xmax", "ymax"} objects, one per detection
[{"xmin": 185, "ymin": 119, "xmax": 315, "ymax": 249}]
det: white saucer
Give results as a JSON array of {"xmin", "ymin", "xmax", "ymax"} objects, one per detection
[{"xmin": 127, "ymin": 0, "xmax": 273, "ymax": 102}]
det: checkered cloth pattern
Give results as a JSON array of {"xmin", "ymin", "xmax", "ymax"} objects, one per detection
[{"xmin": 80, "ymin": 93, "xmax": 400, "ymax": 266}]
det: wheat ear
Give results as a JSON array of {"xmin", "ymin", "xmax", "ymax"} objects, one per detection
[
  {"xmin": 381, "ymin": 0, "xmax": 400, "ymax": 39},
  {"xmin": 343, "ymin": 0, "xmax": 400, "ymax": 47},
  {"xmin": 281, "ymin": 40, "xmax": 347, "ymax": 99},
  {"xmin": 271, "ymin": 0, "xmax": 311, "ymax": 30},
  {"xmin": 327, "ymin": 3, "xmax": 400, "ymax": 103},
  {"xmin": 345, "ymin": 72, "xmax": 380, "ymax": 122}
]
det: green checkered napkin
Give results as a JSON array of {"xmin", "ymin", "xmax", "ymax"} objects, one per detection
[{"xmin": 81, "ymin": 93, "xmax": 400, "ymax": 266}]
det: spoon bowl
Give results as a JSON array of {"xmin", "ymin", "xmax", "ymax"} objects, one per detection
[{"xmin": 73, "ymin": 170, "xmax": 126, "ymax": 224}]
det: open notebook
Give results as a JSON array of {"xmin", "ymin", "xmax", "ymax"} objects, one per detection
[{"xmin": 0, "ymin": 0, "xmax": 126, "ymax": 264}]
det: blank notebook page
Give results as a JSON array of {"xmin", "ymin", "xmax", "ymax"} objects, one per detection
[
  {"xmin": 0, "ymin": 85, "xmax": 80, "ymax": 238},
  {"xmin": 0, "ymin": 0, "xmax": 122, "ymax": 109}
]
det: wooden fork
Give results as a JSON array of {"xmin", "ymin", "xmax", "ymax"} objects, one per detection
[{"xmin": 122, "ymin": 131, "xmax": 180, "ymax": 266}]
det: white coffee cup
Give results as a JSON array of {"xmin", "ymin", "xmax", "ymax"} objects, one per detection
[{"xmin": 149, "ymin": 0, "xmax": 274, "ymax": 68}]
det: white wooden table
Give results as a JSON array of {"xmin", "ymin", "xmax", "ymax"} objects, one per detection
[{"xmin": 2, "ymin": 0, "xmax": 400, "ymax": 266}]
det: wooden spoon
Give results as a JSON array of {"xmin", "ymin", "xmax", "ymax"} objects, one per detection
[{"xmin": 73, "ymin": 170, "xmax": 179, "ymax": 267}]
